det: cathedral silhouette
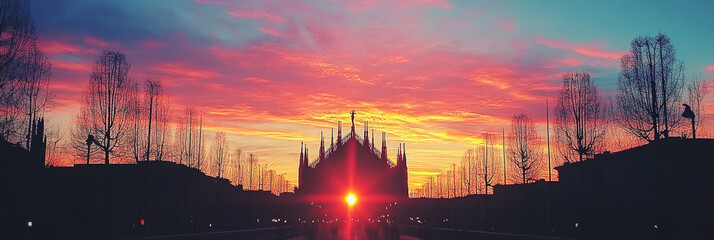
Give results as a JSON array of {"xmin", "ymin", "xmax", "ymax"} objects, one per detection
[{"xmin": 296, "ymin": 111, "xmax": 408, "ymax": 211}]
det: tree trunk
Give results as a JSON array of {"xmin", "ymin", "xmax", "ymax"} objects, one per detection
[
  {"xmin": 646, "ymin": 41, "xmax": 659, "ymax": 140},
  {"xmin": 146, "ymin": 96, "xmax": 153, "ymax": 161},
  {"xmin": 104, "ymin": 145, "xmax": 110, "ymax": 164}
]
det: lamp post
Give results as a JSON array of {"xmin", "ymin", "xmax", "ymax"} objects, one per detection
[
  {"xmin": 682, "ymin": 104, "xmax": 696, "ymax": 139},
  {"xmin": 86, "ymin": 134, "xmax": 95, "ymax": 164}
]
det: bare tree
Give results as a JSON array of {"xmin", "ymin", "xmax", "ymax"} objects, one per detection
[
  {"xmin": 509, "ymin": 114, "xmax": 541, "ymax": 184},
  {"xmin": 616, "ymin": 33, "xmax": 685, "ymax": 142},
  {"xmin": 177, "ymin": 107, "xmax": 193, "ymax": 165},
  {"xmin": 152, "ymin": 96, "xmax": 170, "ymax": 161},
  {"xmin": 0, "ymin": 0, "xmax": 31, "ymax": 73},
  {"xmin": 19, "ymin": 35, "xmax": 52, "ymax": 150},
  {"xmin": 480, "ymin": 133, "xmax": 498, "ymax": 194},
  {"xmin": 233, "ymin": 148, "xmax": 244, "ymax": 186},
  {"xmin": 600, "ymin": 99, "xmax": 646, "ymax": 153},
  {"xmin": 460, "ymin": 149, "xmax": 476, "ymax": 195},
  {"xmin": 276, "ymin": 173, "xmax": 286, "ymax": 194},
  {"xmin": 555, "ymin": 73, "xmax": 605, "ymax": 162},
  {"xmin": 144, "ymin": 79, "xmax": 162, "ymax": 161},
  {"xmin": 0, "ymin": 0, "xmax": 42, "ymax": 141},
  {"xmin": 128, "ymin": 81, "xmax": 144, "ymax": 163},
  {"xmin": 178, "ymin": 107, "xmax": 204, "ymax": 168},
  {"xmin": 248, "ymin": 152, "xmax": 257, "ymax": 190},
  {"xmin": 44, "ymin": 123, "xmax": 63, "ymax": 167},
  {"xmin": 196, "ymin": 114, "xmax": 204, "ymax": 170},
  {"xmin": 75, "ymin": 50, "xmax": 132, "ymax": 164},
  {"xmin": 211, "ymin": 132, "xmax": 229, "ymax": 178},
  {"xmin": 267, "ymin": 169, "xmax": 275, "ymax": 193}
]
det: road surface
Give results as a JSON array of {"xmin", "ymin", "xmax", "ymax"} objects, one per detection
[{"xmin": 287, "ymin": 223, "xmax": 420, "ymax": 240}]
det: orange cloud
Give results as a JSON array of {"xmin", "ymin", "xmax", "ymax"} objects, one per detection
[{"xmin": 464, "ymin": 68, "xmax": 513, "ymax": 90}]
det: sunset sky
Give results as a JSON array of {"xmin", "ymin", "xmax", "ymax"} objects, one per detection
[{"xmin": 34, "ymin": 0, "xmax": 714, "ymax": 189}]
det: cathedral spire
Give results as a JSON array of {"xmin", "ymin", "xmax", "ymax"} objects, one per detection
[
  {"xmin": 400, "ymin": 142, "xmax": 409, "ymax": 198},
  {"xmin": 363, "ymin": 121, "xmax": 369, "ymax": 147},
  {"xmin": 320, "ymin": 131, "xmax": 325, "ymax": 161},
  {"xmin": 300, "ymin": 142, "xmax": 304, "ymax": 165},
  {"xmin": 337, "ymin": 121, "xmax": 342, "ymax": 145},
  {"xmin": 402, "ymin": 143, "xmax": 407, "ymax": 165},
  {"xmin": 350, "ymin": 110, "xmax": 356, "ymax": 137},
  {"xmin": 371, "ymin": 129, "xmax": 375, "ymax": 150},
  {"xmin": 299, "ymin": 141, "xmax": 304, "ymax": 188},
  {"xmin": 381, "ymin": 131, "xmax": 388, "ymax": 160},
  {"xmin": 397, "ymin": 143, "xmax": 402, "ymax": 165}
]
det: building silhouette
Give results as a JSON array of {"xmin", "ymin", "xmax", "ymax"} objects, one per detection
[
  {"xmin": 1, "ymin": 118, "xmax": 46, "ymax": 169},
  {"xmin": 296, "ymin": 111, "xmax": 408, "ymax": 210},
  {"xmin": 395, "ymin": 138, "xmax": 714, "ymax": 239}
]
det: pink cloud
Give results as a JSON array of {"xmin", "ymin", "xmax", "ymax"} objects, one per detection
[
  {"xmin": 259, "ymin": 27, "xmax": 288, "ymax": 38},
  {"xmin": 499, "ymin": 20, "xmax": 515, "ymax": 31},
  {"xmin": 707, "ymin": 64, "xmax": 714, "ymax": 71},
  {"xmin": 557, "ymin": 58, "xmax": 585, "ymax": 67},
  {"xmin": 347, "ymin": 0, "xmax": 451, "ymax": 11},
  {"xmin": 84, "ymin": 35, "xmax": 108, "ymax": 48},
  {"xmin": 347, "ymin": 0, "xmax": 383, "ymax": 11},
  {"xmin": 38, "ymin": 36, "xmax": 109, "ymax": 56},
  {"xmin": 228, "ymin": 11, "xmax": 284, "ymax": 22},
  {"xmin": 243, "ymin": 77, "xmax": 271, "ymax": 84},
  {"xmin": 39, "ymin": 40, "xmax": 84, "ymax": 54},
  {"xmin": 53, "ymin": 59, "xmax": 91, "ymax": 72},
  {"xmin": 194, "ymin": 0, "xmax": 227, "ymax": 6},
  {"xmin": 396, "ymin": 0, "xmax": 451, "ymax": 9},
  {"xmin": 151, "ymin": 62, "xmax": 221, "ymax": 79},
  {"xmin": 535, "ymin": 37, "xmax": 626, "ymax": 60},
  {"xmin": 139, "ymin": 39, "xmax": 167, "ymax": 49}
]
